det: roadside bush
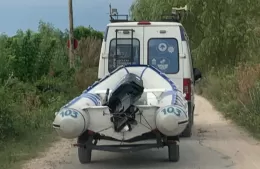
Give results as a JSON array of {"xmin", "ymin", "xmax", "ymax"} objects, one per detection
[
  {"xmin": 0, "ymin": 21, "xmax": 102, "ymax": 169},
  {"xmin": 74, "ymin": 37, "xmax": 102, "ymax": 90},
  {"xmin": 196, "ymin": 63, "xmax": 260, "ymax": 138},
  {"xmin": 0, "ymin": 86, "xmax": 19, "ymax": 141}
]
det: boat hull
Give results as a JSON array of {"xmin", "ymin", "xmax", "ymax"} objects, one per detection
[{"xmin": 53, "ymin": 65, "xmax": 188, "ymax": 140}]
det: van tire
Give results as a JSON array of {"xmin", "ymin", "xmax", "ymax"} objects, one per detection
[
  {"xmin": 181, "ymin": 105, "xmax": 194, "ymax": 137},
  {"xmin": 181, "ymin": 123, "xmax": 192, "ymax": 137}
]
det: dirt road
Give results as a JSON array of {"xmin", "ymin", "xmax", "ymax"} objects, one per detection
[{"xmin": 22, "ymin": 95, "xmax": 260, "ymax": 169}]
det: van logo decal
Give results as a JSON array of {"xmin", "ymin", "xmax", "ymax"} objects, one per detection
[
  {"xmin": 152, "ymin": 59, "xmax": 157, "ymax": 65},
  {"xmin": 167, "ymin": 46, "xmax": 175, "ymax": 53},
  {"xmin": 148, "ymin": 38, "xmax": 179, "ymax": 74},
  {"xmin": 158, "ymin": 43, "xmax": 167, "ymax": 52},
  {"xmin": 157, "ymin": 58, "xmax": 169, "ymax": 70}
]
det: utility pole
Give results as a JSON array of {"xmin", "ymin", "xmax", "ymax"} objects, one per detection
[{"xmin": 68, "ymin": 0, "xmax": 75, "ymax": 69}]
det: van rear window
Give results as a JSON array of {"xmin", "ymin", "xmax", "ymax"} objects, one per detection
[
  {"xmin": 148, "ymin": 38, "xmax": 179, "ymax": 74},
  {"xmin": 108, "ymin": 38, "xmax": 140, "ymax": 72}
]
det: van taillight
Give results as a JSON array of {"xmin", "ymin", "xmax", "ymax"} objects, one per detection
[
  {"xmin": 137, "ymin": 21, "xmax": 151, "ymax": 25},
  {"xmin": 183, "ymin": 78, "xmax": 191, "ymax": 100}
]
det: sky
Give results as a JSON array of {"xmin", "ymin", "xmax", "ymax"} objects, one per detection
[{"xmin": 0, "ymin": 0, "xmax": 134, "ymax": 36}]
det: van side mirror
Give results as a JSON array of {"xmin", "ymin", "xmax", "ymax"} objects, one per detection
[{"xmin": 193, "ymin": 68, "xmax": 202, "ymax": 82}]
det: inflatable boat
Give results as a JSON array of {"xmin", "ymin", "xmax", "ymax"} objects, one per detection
[{"xmin": 52, "ymin": 65, "xmax": 188, "ymax": 163}]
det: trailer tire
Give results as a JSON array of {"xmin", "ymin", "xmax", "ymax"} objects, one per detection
[
  {"xmin": 77, "ymin": 137, "xmax": 92, "ymax": 164},
  {"xmin": 168, "ymin": 144, "xmax": 180, "ymax": 162}
]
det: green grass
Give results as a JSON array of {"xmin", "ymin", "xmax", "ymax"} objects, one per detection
[
  {"xmin": 0, "ymin": 23, "xmax": 102, "ymax": 169},
  {"xmin": 0, "ymin": 131, "xmax": 59, "ymax": 169},
  {"xmin": 0, "ymin": 68, "xmax": 99, "ymax": 169},
  {"xmin": 0, "ymin": 94, "xmax": 67, "ymax": 169},
  {"xmin": 0, "ymin": 78, "xmax": 73, "ymax": 169}
]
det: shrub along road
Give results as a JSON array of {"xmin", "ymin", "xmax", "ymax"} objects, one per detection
[{"xmin": 21, "ymin": 95, "xmax": 260, "ymax": 169}]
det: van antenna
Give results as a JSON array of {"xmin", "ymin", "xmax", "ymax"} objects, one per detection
[{"xmin": 109, "ymin": 3, "xmax": 112, "ymax": 16}]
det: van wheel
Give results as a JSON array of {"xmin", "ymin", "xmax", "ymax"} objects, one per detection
[
  {"xmin": 181, "ymin": 115, "xmax": 193, "ymax": 137},
  {"xmin": 181, "ymin": 106, "xmax": 194, "ymax": 137},
  {"xmin": 181, "ymin": 123, "xmax": 192, "ymax": 137}
]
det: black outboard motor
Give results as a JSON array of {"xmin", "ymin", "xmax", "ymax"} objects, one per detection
[{"xmin": 108, "ymin": 73, "xmax": 144, "ymax": 132}]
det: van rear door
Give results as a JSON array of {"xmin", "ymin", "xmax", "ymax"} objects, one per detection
[
  {"xmin": 143, "ymin": 24, "xmax": 184, "ymax": 90},
  {"xmin": 104, "ymin": 26, "xmax": 144, "ymax": 74}
]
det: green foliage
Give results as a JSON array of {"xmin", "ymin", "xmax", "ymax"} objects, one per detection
[
  {"xmin": 196, "ymin": 69, "xmax": 260, "ymax": 139},
  {"xmin": 0, "ymin": 21, "xmax": 102, "ymax": 169},
  {"xmin": 130, "ymin": 0, "xmax": 260, "ymax": 71},
  {"xmin": 73, "ymin": 26, "xmax": 103, "ymax": 40},
  {"xmin": 131, "ymin": 0, "xmax": 260, "ymax": 137}
]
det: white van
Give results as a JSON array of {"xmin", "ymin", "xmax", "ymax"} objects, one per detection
[{"xmin": 97, "ymin": 14, "xmax": 202, "ymax": 137}]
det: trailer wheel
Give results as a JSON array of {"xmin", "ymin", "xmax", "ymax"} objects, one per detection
[
  {"xmin": 77, "ymin": 136, "xmax": 92, "ymax": 164},
  {"xmin": 168, "ymin": 143, "xmax": 179, "ymax": 162}
]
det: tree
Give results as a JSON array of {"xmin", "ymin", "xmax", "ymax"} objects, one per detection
[{"xmin": 130, "ymin": 0, "xmax": 260, "ymax": 71}]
